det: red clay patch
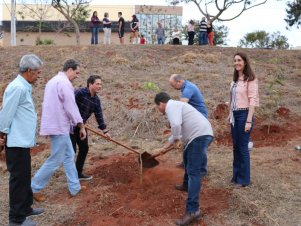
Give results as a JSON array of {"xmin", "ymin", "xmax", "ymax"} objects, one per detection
[{"xmin": 49, "ymin": 154, "xmax": 230, "ymax": 226}]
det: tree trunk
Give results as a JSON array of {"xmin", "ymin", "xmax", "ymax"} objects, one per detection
[{"xmin": 69, "ymin": 18, "xmax": 80, "ymax": 45}]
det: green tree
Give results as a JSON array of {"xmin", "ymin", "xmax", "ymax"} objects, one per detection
[
  {"xmin": 17, "ymin": 0, "xmax": 52, "ymax": 41},
  {"xmin": 239, "ymin": 31, "xmax": 270, "ymax": 48},
  {"xmin": 270, "ymin": 31, "xmax": 290, "ymax": 49},
  {"xmin": 167, "ymin": 0, "xmax": 268, "ymax": 23},
  {"xmin": 51, "ymin": 0, "xmax": 90, "ymax": 45},
  {"xmin": 239, "ymin": 30, "xmax": 289, "ymax": 49},
  {"xmin": 213, "ymin": 24, "xmax": 229, "ymax": 46},
  {"xmin": 285, "ymin": 0, "xmax": 301, "ymax": 28}
]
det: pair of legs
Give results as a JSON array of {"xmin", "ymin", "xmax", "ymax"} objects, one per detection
[
  {"xmin": 131, "ymin": 31, "xmax": 139, "ymax": 44},
  {"xmin": 208, "ymin": 32, "xmax": 214, "ymax": 46},
  {"xmin": 103, "ymin": 28, "xmax": 111, "ymax": 45},
  {"xmin": 31, "ymin": 135, "xmax": 81, "ymax": 196},
  {"xmin": 157, "ymin": 36, "xmax": 165, "ymax": 44},
  {"xmin": 173, "ymin": 38, "xmax": 180, "ymax": 45},
  {"xmin": 188, "ymin": 31, "xmax": 195, "ymax": 45},
  {"xmin": 91, "ymin": 27, "xmax": 99, "ymax": 45},
  {"xmin": 182, "ymin": 135, "xmax": 213, "ymax": 213},
  {"xmin": 199, "ymin": 32, "xmax": 208, "ymax": 45},
  {"xmin": 119, "ymin": 30, "xmax": 124, "ymax": 44},
  {"xmin": 70, "ymin": 127, "xmax": 89, "ymax": 178},
  {"xmin": 231, "ymin": 110, "xmax": 252, "ymax": 186},
  {"xmin": 6, "ymin": 147, "xmax": 34, "ymax": 224}
]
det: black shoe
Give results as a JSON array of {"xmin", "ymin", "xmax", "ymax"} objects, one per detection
[
  {"xmin": 78, "ymin": 174, "xmax": 93, "ymax": 181},
  {"xmin": 175, "ymin": 210, "xmax": 202, "ymax": 226},
  {"xmin": 175, "ymin": 184, "xmax": 188, "ymax": 192},
  {"xmin": 27, "ymin": 208, "xmax": 44, "ymax": 216}
]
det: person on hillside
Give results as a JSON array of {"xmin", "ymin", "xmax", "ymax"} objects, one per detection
[
  {"xmin": 187, "ymin": 20, "xmax": 195, "ymax": 45},
  {"xmin": 0, "ymin": 54, "xmax": 44, "ymax": 226},
  {"xmin": 103, "ymin": 12, "xmax": 112, "ymax": 45},
  {"xmin": 130, "ymin": 14, "xmax": 139, "ymax": 44},
  {"xmin": 70, "ymin": 75, "xmax": 110, "ymax": 181},
  {"xmin": 90, "ymin": 11, "xmax": 100, "ymax": 45},
  {"xmin": 31, "ymin": 59, "xmax": 87, "ymax": 202},
  {"xmin": 207, "ymin": 20, "xmax": 214, "ymax": 46},
  {"xmin": 140, "ymin": 34, "xmax": 146, "ymax": 44},
  {"xmin": 228, "ymin": 52, "xmax": 259, "ymax": 187},
  {"xmin": 169, "ymin": 74, "xmax": 209, "ymax": 169},
  {"xmin": 169, "ymin": 74, "xmax": 208, "ymax": 118},
  {"xmin": 199, "ymin": 17, "xmax": 208, "ymax": 45},
  {"xmin": 172, "ymin": 27, "xmax": 181, "ymax": 45},
  {"xmin": 155, "ymin": 22, "xmax": 165, "ymax": 45},
  {"xmin": 154, "ymin": 92, "xmax": 213, "ymax": 226},
  {"xmin": 118, "ymin": 12, "xmax": 125, "ymax": 44}
]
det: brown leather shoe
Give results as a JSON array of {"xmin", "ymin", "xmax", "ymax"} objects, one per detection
[
  {"xmin": 70, "ymin": 185, "xmax": 87, "ymax": 197},
  {"xmin": 175, "ymin": 210, "xmax": 202, "ymax": 226},
  {"xmin": 175, "ymin": 184, "xmax": 188, "ymax": 192},
  {"xmin": 33, "ymin": 193, "xmax": 46, "ymax": 202},
  {"xmin": 80, "ymin": 185, "xmax": 87, "ymax": 191}
]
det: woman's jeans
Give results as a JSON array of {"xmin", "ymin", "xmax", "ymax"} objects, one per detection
[
  {"xmin": 188, "ymin": 31, "xmax": 195, "ymax": 45},
  {"xmin": 231, "ymin": 110, "xmax": 253, "ymax": 185},
  {"xmin": 183, "ymin": 135, "xmax": 213, "ymax": 213},
  {"xmin": 91, "ymin": 27, "xmax": 99, "ymax": 45},
  {"xmin": 31, "ymin": 135, "xmax": 81, "ymax": 196},
  {"xmin": 103, "ymin": 28, "xmax": 111, "ymax": 45}
]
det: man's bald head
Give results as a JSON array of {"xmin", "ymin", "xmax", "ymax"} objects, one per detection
[{"xmin": 169, "ymin": 74, "xmax": 184, "ymax": 90}]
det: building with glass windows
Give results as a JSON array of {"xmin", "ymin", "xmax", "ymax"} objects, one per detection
[
  {"xmin": 0, "ymin": 4, "xmax": 182, "ymax": 45},
  {"xmin": 135, "ymin": 5, "xmax": 182, "ymax": 44}
]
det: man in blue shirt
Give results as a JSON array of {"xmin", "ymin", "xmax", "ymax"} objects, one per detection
[
  {"xmin": 169, "ymin": 74, "xmax": 208, "ymax": 118},
  {"xmin": 70, "ymin": 75, "xmax": 110, "ymax": 180},
  {"xmin": 169, "ymin": 74, "xmax": 208, "ymax": 169},
  {"xmin": 0, "ymin": 54, "xmax": 44, "ymax": 226}
]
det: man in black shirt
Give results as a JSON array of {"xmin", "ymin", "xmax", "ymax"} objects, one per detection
[
  {"xmin": 118, "ymin": 12, "xmax": 125, "ymax": 44},
  {"xmin": 71, "ymin": 75, "xmax": 110, "ymax": 180}
]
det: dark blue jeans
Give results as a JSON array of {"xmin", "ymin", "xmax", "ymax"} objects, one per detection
[
  {"xmin": 199, "ymin": 32, "xmax": 208, "ymax": 45},
  {"xmin": 183, "ymin": 135, "xmax": 213, "ymax": 213},
  {"xmin": 91, "ymin": 27, "xmax": 99, "ymax": 45},
  {"xmin": 231, "ymin": 110, "xmax": 253, "ymax": 185}
]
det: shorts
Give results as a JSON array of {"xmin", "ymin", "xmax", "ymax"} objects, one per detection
[{"xmin": 118, "ymin": 30, "xmax": 125, "ymax": 38}]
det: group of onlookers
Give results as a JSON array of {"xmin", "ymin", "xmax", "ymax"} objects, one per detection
[
  {"xmin": 186, "ymin": 17, "xmax": 214, "ymax": 46},
  {"xmin": 90, "ymin": 11, "xmax": 215, "ymax": 46}
]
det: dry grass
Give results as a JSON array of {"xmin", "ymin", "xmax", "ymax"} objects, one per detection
[{"xmin": 0, "ymin": 45, "xmax": 301, "ymax": 225}]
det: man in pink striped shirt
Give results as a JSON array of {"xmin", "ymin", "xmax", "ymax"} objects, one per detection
[{"xmin": 31, "ymin": 59, "xmax": 87, "ymax": 201}]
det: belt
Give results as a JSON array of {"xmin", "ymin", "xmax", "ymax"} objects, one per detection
[{"xmin": 234, "ymin": 108, "xmax": 249, "ymax": 111}]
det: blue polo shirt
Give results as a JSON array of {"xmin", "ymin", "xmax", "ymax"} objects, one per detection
[{"xmin": 181, "ymin": 80, "xmax": 208, "ymax": 118}]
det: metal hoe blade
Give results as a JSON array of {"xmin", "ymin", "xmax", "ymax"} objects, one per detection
[{"xmin": 139, "ymin": 152, "xmax": 159, "ymax": 168}]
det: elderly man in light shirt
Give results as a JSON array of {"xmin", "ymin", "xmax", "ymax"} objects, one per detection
[
  {"xmin": 154, "ymin": 92, "xmax": 213, "ymax": 226},
  {"xmin": 31, "ymin": 59, "xmax": 87, "ymax": 202},
  {"xmin": 0, "ymin": 54, "xmax": 44, "ymax": 226}
]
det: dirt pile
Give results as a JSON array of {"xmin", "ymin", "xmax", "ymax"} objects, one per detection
[{"xmin": 41, "ymin": 153, "xmax": 229, "ymax": 226}]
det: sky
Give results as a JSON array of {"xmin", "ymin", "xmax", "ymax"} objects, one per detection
[{"xmin": 91, "ymin": 0, "xmax": 300, "ymax": 47}]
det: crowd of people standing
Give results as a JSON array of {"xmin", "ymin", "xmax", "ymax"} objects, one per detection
[{"xmin": 89, "ymin": 10, "xmax": 215, "ymax": 46}]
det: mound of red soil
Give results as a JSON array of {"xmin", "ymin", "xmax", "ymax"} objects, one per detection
[
  {"xmin": 49, "ymin": 154, "xmax": 230, "ymax": 226},
  {"xmin": 276, "ymin": 107, "xmax": 290, "ymax": 117},
  {"xmin": 214, "ymin": 103, "xmax": 229, "ymax": 120},
  {"xmin": 215, "ymin": 114, "xmax": 301, "ymax": 148}
]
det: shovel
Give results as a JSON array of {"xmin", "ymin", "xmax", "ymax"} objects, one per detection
[
  {"xmin": 142, "ymin": 145, "xmax": 176, "ymax": 168},
  {"xmin": 85, "ymin": 125, "xmax": 160, "ymax": 168}
]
